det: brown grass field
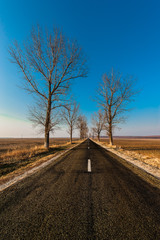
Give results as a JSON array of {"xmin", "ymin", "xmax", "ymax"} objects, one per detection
[
  {"xmin": 0, "ymin": 138, "xmax": 79, "ymax": 177},
  {"xmin": 99, "ymin": 137, "xmax": 160, "ymax": 169},
  {"xmin": 1, "ymin": 137, "xmax": 160, "ymax": 178}
]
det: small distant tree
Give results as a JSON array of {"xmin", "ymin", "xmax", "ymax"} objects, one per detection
[
  {"xmin": 9, "ymin": 26, "xmax": 87, "ymax": 149},
  {"xmin": 91, "ymin": 110, "xmax": 106, "ymax": 141},
  {"xmin": 97, "ymin": 69, "xmax": 137, "ymax": 145},
  {"xmin": 62, "ymin": 102, "xmax": 79, "ymax": 143},
  {"xmin": 91, "ymin": 127, "xmax": 96, "ymax": 139},
  {"xmin": 77, "ymin": 115, "xmax": 88, "ymax": 139}
]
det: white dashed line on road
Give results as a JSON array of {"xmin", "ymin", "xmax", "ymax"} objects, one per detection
[{"xmin": 88, "ymin": 159, "xmax": 91, "ymax": 172}]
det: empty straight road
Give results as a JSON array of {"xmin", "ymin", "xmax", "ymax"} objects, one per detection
[{"xmin": 0, "ymin": 139, "xmax": 160, "ymax": 239}]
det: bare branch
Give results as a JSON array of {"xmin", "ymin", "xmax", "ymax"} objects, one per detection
[
  {"xmin": 61, "ymin": 102, "xmax": 79, "ymax": 143},
  {"xmin": 91, "ymin": 110, "xmax": 106, "ymax": 141}
]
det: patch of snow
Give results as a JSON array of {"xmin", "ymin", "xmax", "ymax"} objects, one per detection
[{"xmin": 93, "ymin": 140, "xmax": 160, "ymax": 180}]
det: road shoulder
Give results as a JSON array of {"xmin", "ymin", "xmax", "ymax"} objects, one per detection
[
  {"xmin": 92, "ymin": 139, "xmax": 160, "ymax": 189},
  {"xmin": 0, "ymin": 140, "xmax": 84, "ymax": 192}
]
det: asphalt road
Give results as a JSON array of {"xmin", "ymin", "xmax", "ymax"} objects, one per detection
[{"xmin": 0, "ymin": 139, "xmax": 160, "ymax": 240}]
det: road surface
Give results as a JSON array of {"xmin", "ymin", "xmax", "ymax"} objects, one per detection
[{"xmin": 0, "ymin": 139, "xmax": 160, "ymax": 239}]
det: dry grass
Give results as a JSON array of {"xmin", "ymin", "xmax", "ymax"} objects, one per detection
[
  {"xmin": 0, "ymin": 138, "xmax": 70, "ymax": 154},
  {"xmin": 98, "ymin": 138, "xmax": 160, "ymax": 169},
  {"xmin": 0, "ymin": 138, "xmax": 79, "ymax": 177}
]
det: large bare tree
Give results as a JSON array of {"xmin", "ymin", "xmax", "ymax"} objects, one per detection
[
  {"xmin": 91, "ymin": 110, "xmax": 106, "ymax": 141},
  {"xmin": 97, "ymin": 69, "xmax": 137, "ymax": 145},
  {"xmin": 62, "ymin": 102, "xmax": 79, "ymax": 143},
  {"xmin": 9, "ymin": 26, "xmax": 87, "ymax": 149},
  {"xmin": 77, "ymin": 115, "xmax": 88, "ymax": 139}
]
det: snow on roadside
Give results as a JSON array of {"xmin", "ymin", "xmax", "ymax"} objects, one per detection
[{"xmin": 93, "ymin": 140, "xmax": 160, "ymax": 180}]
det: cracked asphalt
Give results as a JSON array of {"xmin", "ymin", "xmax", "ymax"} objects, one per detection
[{"xmin": 0, "ymin": 139, "xmax": 160, "ymax": 239}]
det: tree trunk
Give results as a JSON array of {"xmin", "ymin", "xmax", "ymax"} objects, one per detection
[
  {"xmin": 44, "ymin": 91, "xmax": 51, "ymax": 149},
  {"xmin": 98, "ymin": 133, "xmax": 100, "ymax": 141},
  {"xmin": 80, "ymin": 126, "xmax": 83, "ymax": 139},
  {"xmin": 44, "ymin": 110, "xmax": 51, "ymax": 149},
  {"xmin": 108, "ymin": 124, "xmax": 113, "ymax": 146},
  {"xmin": 44, "ymin": 131, "xmax": 50, "ymax": 149},
  {"xmin": 70, "ymin": 127, "xmax": 73, "ymax": 144},
  {"xmin": 108, "ymin": 107, "xmax": 113, "ymax": 146}
]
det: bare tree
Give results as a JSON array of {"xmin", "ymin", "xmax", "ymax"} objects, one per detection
[
  {"xmin": 77, "ymin": 115, "xmax": 88, "ymax": 139},
  {"xmin": 91, "ymin": 110, "xmax": 106, "ymax": 141},
  {"xmin": 9, "ymin": 26, "xmax": 87, "ymax": 149},
  {"xmin": 62, "ymin": 102, "xmax": 79, "ymax": 143},
  {"xmin": 97, "ymin": 69, "xmax": 137, "ymax": 145}
]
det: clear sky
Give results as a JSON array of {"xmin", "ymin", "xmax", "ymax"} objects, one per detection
[{"xmin": 0, "ymin": 0, "xmax": 160, "ymax": 137}]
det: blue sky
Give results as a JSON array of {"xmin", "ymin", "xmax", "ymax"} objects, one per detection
[{"xmin": 0, "ymin": 0, "xmax": 160, "ymax": 137}]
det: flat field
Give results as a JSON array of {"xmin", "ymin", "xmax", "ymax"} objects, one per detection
[
  {"xmin": 0, "ymin": 138, "xmax": 78, "ymax": 177},
  {"xmin": 99, "ymin": 138, "xmax": 160, "ymax": 168},
  {"xmin": 0, "ymin": 138, "xmax": 70, "ymax": 154}
]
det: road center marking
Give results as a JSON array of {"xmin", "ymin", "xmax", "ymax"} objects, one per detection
[{"xmin": 88, "ymin": 159, "xmax": 91, "ymax": 172}]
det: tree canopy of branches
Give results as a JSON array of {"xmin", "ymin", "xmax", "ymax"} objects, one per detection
[
  {"xmin": 97, "ymin": 69, "xmax": 137, "ymax": 145},
  {"xmin": 9, "ymin": 26, "xmax": 88, "ymax": 149},
  {"xmin": 91, "ymin": 110, "xmax": 106, "ymax": 141},
  {"xmin": 62, "ymin": 102, "xmax": 79, "ymax": 143},
  {"xmin": 28, "ymin": 101, "xmax": 60, "ymax": 135},
  {"xmin": 77, "ymin": 115, "xmax": 88, "ymax": 139}
]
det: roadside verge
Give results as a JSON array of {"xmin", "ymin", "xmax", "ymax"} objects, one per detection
[
  {"xmin": 0, "ymin": 140, "xmax": 85, "ymax": 192},
  {"xmin": 91, "ymin": 139, "xmax": 160, "ymax": 186}
]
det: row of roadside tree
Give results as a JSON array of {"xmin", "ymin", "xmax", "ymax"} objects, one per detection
[{"xmin": 9, "ymin": 25, "xmax": 137, "ymax": 148}]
